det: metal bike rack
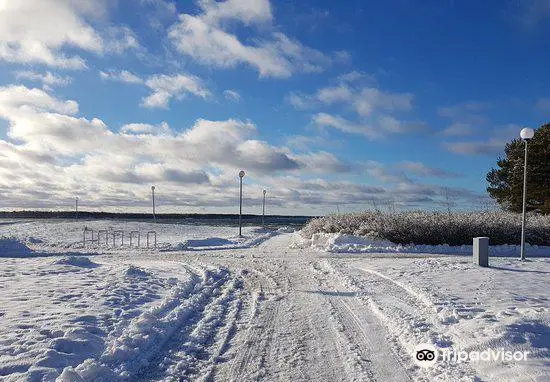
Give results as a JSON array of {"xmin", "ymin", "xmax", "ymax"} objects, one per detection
[
  {"xmin": 129, "ymin": 231, "xmax": 141, "ymax": 247},
  {"xmin": 146, "ymin": 231, "xmax": 157, "ymax": 248},
  {"xmin": 83, "ymin": 229, "xmax": 156, "ymax": 248},
  {"xmin": 113, "ymin": 231, "xmax": 124, "ymax": 247},
  {"xmin": 98, "ymin": 230, "xmax": 109, "ymax": 246},
  {"xmin": 83, "ymin": 227, "xmax": 94, "ymax": 246}
]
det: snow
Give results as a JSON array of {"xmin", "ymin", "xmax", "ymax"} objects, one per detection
[
  {"xmin": 52, "ymin": 256, "xmax": 99, "ymax": 268},
  {"xmin": 0, "ymin": 219, "xmax": 548, "ymax": 381},
  {"xmin": 292, "ymin": 231, "xmax": 550, "ymax": 257},
  {"xmin": 0, "ymin": 219, "xmax": 288, "ymax": 253},
  {"xmin": 0, "ymin": 237, "xmax": 34, "ymax": 257}
]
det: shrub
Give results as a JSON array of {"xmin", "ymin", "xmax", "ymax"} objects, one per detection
[{"xmin": 300, "ymin": 211, "xmax": 550, "ymax": 246}]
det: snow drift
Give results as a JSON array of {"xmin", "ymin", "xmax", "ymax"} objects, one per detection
[{"xmin": 292, "ymin": 232, "xmax": 550, "ymax": 256}]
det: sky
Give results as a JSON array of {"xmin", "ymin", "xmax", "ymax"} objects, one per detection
[{"xmin": 0, "ymin": 0, "xmax": 549, "ymax": 216}]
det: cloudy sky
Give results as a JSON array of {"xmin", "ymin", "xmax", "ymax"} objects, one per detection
[{"xmin": 0, "ymin": 0, "xmax": 549, "ymax": 215}]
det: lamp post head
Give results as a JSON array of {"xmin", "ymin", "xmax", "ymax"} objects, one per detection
[
  {"xmin": 239, "ymin": 170, "xmax": 245, "ymax": 178},
  {"xmin": 151, "ymin": 186, "xmax": 155, "ymax": 191},
  {"xmin": 520, "ymin": 127, "xmax": 535, "ymax": 141}
]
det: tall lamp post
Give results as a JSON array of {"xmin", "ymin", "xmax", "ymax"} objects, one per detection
[
  {"xmin": 151, "ymin": 186, "xmax": 156, "ymax": 222},
  {"xmin": 75, "ymin": 197, "xmax": 79, "ymax": 220},
  {"xmin": 520, "ymin": 127, "xmax": 535, "ymax": 261},
  {"xmin": 262, "ymin": 189, "xmax": 266, "ymax": 227},
  {"xmin": 238, "ymin": 170, "xmax": 245, "ymax": 237}
]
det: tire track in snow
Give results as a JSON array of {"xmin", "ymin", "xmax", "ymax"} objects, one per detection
[
  {"xmin": 223, "ymin": 268, "xmax": 281, "ymax": 381},
  {"xmin": 65, "ymin": 266, "xmax": 238, "ymax": 381},
  {"xmin": 312, "ymin": 260, "xmax": 411, "ymax": 382},
  {"xmin": 148, "ymin": 275, "xmax": 244, "ymax": 381},
  {"xmin": 330, "ymin": 262, "xmax": 479, "ymax": 381}
]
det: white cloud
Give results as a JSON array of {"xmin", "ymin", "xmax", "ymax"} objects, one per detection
[
  {"xmin": 312, "ymin": 113, "xmax": 379, "ymax": 139},
  {"xmin": 0, "ymin": 85, "xmax": 78, "ymax": 115},
  {"xmin": 14, "ymin": 71, "xmax": 72, "ymax": 88},
  {"xmin": 378, "ymin": 115, "xmax": 427, "ymax": 134},
  {"xmin": 312, "ymin": 113, "xmax": 426, "ymax": 139},
  {"xmin": 290, "ymin": 81, "xmax": 414, "ymax": 117},
  {"xmin": 138, "ymin": 0, "xmax": 178, "ymax": 30},
  {"xmin": 168, "ymin": 0, "xmax": 333, "ymax": 78},
  {"xmin": 316, "ymin": 85, "xmax": 353, "ymax": 104},
  {"xmin": 438, "ymin": 101, "xmax": 490, "ymax": 137},
  {"xmin": 99, "ymin": 71, "xmax": 210, "ymax": 109},
  {"xmin": 120, "ymin": 122, "xmax": 171, "ymax": 135},
  {"xmin": 198, "ymin": 0, "xmax": 273, "ymax": 25},
  {"xmin": 102, "ymin": 26, "xmax": 139, "ymax": 54},
  {"xmin": 288, "ymin": 92, "xmax": 314, "ymax": 109},
  {"xmin": 100, "ymin": 70, "xmax": 144, "ymax": 84},
  {"xmin": 0, "ymin": 85, "xmax": 478, "ymax": 212},
  {"xmin": 292, "ymin": 151, "xmax": 352, "ymax": 173},
  {"xmin": 142, "ymin": 74, "xmax": 211, "ymax": 109},
  {"xmin": 397, "ymin": 161, "xmax": 461, "ymax": 178},
  {"xmin": 443, "ymin": 124, "xmax": 521, "ymax": 156},
  {"xmin": 284, "ymin": 135, "xmax": 335, "ymax": 151},
  {"xmin": 0, "ymin": 85, "xmax": 330, "ymax": 178},
  {"xmin": 223, "ymin": 89, "xmax": 241, "ymax": 102},
  {"xmin": 353, "ymin": 88, "xmax": 413, "ymax": 117},
  {"xmin": 0, "ymin": 0, "xmax": 138, "ymax": 69},
  {"xmin": 443, "ymin": 141, "xmax": 505, "ymax": 156},
  {"xmin": 441, "ymin": 123, "xmax": 473, "ymax": 136},
  {"xmin": 337, "ymin": 71, "xmax": 374, "ymax": 84}
]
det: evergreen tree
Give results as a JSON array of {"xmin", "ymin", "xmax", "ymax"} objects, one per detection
[{"xmin": 487, "ymin": 123, "xmax": 550, "ymax": 213}]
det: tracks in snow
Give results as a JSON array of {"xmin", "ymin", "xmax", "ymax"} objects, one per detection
[
  {"xmin": 312, "ymin": 260, "xmax": 411, "ymax": 382},
  {"xmin": 62, "ymin": 233, "xmax": 475, "ymax": 381},
  {"xmin": 327, "ymin": 261, "xmax": 478, "ymax": 381},
  {"xmin": 223, "ymin": 267, "xmax": 282, "ymax": 381}
]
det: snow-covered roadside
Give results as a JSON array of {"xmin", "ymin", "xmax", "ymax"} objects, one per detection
[
  {"xmin": 0, "ymin": 254, "xmax": 244, "ymax": 381},
  {"xmin": 324, "ymin": 257, "xmax": 550, "ymax": 381},
  {"xmin": 291, "ymin": 231, "xmax": 550, "ymax": 257},
  {"xmin": 0, "ymin": 219, "xmax": 292, "ymax": 254}
]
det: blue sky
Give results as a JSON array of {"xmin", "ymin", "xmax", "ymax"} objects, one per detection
[{"xmin": 0, "ymin": 0, "xmax": 548, "ymax": 215}]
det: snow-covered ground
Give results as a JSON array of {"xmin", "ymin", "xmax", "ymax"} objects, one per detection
[
  {"xmin": 0, "ymin": 219, "xmax": 548, "ymax": 381},
  {"xmin": 291, "ymin": 231, "xmax": 550, "ymax": 257}
]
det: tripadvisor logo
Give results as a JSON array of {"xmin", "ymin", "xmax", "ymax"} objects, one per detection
[
  {"xmin": 413, "ymin": 343, "xmax": 530, "ymax": 368},
  {"xmin": 413, "ymin": 343, "xmax": 438, "ymax": 368}
]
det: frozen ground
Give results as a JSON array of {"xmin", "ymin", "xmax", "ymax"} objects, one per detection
[{"xmin": 0, "ymin": 219, "xmax": 549, "ymax": 381}]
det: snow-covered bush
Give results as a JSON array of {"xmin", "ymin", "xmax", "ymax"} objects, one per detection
[{"xmin": 301, "ymin": 211, "xmax": 550, "ymax": 245}]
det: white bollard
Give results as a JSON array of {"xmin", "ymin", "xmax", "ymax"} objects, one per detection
[{"xmin": 473, "ymin": 237, "xmax": 489, "ymax": 267}]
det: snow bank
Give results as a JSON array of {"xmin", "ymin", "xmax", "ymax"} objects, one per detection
[
  {"xmin": 179, "ymin": 237, "xmax": 236, "ymax": 249},
  {"xmin": 173, "ymin": 228, "xmax": 281, "ymax": 251},
  {"xmin": 292, "ymin": 232, "xmax": 550, "ymax": 256},
  {"xmin": 124, "ymin": 265, "xmax": 150, "ymax": 278},
  {"xmin": 276, "ymin": 226, "xmax": 296, "ymax": 234},
  {"xmin": 53, "ymin": 256, "xmax": 99, "ymax": 268},
  {"xmin": 0, "ymin": 237, "xmax": 34, "ymax": 257}
]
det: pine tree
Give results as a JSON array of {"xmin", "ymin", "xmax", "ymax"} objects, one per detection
[{"xmin": 487, "ymin": 123, "xmax": 550, "ymax": 213}]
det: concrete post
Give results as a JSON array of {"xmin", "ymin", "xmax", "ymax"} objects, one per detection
[{"xmin": 473, "ymin": 237, "xmax": 489, "ymax": 267}]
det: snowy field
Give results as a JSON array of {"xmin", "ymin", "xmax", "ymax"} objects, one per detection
[{"xmin": 0, "ymin": 219, "xmax": 549, "ymax": 381}]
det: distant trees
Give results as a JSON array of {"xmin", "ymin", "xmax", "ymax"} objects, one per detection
[{"xmin": 486, "ymin": 123, "xmax": 550, "ymax": 214}]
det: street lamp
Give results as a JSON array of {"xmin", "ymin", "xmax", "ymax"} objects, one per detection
[
  {"xmin": 238, "ymin": 170, "xmax": 245, "ymax": 237},
  {"xmin": 519, "ymin": 127, "xmax": 535, "ymax": 261},
  {"xmin": 75, "ymin": 197, "xmax": 79, "ymax": 220},
  {"xmin": 151, "ymin": 186, "xmax": 156, "ymax": 222},
  {"xmin": 262, "ymin": 189, "xmax": 267, "ymax": 227}
]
